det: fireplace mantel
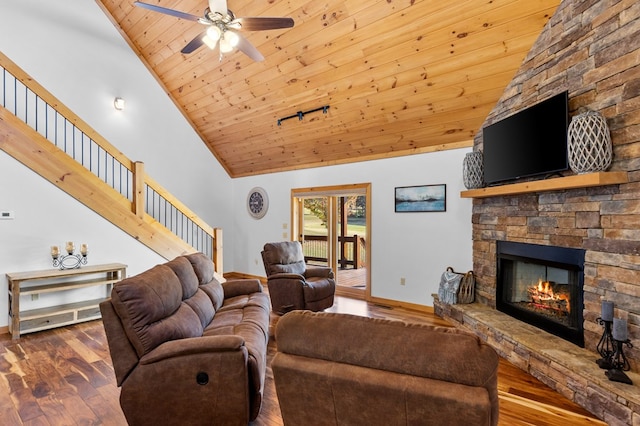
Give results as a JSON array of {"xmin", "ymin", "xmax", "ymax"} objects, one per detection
[{"xmin": 460, "ymin": 171, "xmax": 628, "ymax": 199}]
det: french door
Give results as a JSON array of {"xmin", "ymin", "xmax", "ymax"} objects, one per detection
[{"xmin": 291, "ymin": 184, "xmax": 371, "ymax": 299}]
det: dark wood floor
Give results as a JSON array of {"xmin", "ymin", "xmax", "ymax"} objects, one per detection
[{"xmin": 0, "ymin": 296, "xmax": 606, "ymax": 425}]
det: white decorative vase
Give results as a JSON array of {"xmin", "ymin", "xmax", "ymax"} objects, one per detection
[
  {"xmin": 463, "ymin": 151, "xmax": 484, "ymax": 189},
  {"xmin": 567, "ymin": 109, "xmax": 612, "ymax": 174}
]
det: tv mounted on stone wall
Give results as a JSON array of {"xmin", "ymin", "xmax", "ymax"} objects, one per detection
[{"xmin": 482, "ymin": 91, "xmax": 569, "ymax": 186}]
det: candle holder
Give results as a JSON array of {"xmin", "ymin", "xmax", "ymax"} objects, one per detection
[
  {"xmin": 51, "ymin": 243, "xmax": 88, "ymax": 270},
  {"xmin": 605, "ymin": 339, "xmax": 634, "ymax": 385},
  {"xmin": 595, "ymin": 317, "xmax": 615, "ymax": 369}
]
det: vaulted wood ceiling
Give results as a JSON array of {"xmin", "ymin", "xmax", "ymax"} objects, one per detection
[{"xmin": 97, "ymin": 0, "xmax": 560, "ymax": 177}]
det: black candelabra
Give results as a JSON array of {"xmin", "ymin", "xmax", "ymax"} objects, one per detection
[
  {"xmin": 605, "ymin": 338, "xmax": 634, "ymax": 385},
  {"xmin": 596, "ymin": 317, "xmax": 615, "ymax": 369}
]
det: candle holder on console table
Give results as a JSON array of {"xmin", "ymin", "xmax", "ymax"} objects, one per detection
[
  {"xmin": 595, "ymin": 317, "xmax": 615, "ymax": 369},
  {"xmin": 605, "ymin": 339, "xmax": 634, "ymax": 385},
  {"xmin": 51, "ymin": 242, "xmax": 88, "ymax": 270}
]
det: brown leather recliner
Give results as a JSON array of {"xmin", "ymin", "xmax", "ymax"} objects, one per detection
[
  {"xmin": 273, "ymin": 311, "xmax": 500, "ymax": 426},
  {"xmin": 261, "ymin": 241, "xmax": 335, "ymax": 314}
]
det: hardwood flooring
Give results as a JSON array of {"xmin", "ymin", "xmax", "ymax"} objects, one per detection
[{"xmin": 0, "ymin": 296, "xmax": 606, "ymax": 425}]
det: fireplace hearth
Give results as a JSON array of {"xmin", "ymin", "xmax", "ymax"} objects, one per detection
[{"xmin": 496, "ymin": 241, "xmax": 585, "ymax": 347}]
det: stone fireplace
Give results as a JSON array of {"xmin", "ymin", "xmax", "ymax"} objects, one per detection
[
  {"xmin": 433, "ymin": 0, "xmax": 640, "ymax": 423},
  {"xmin": 496, "ymin": 241, "xmax": 585, "ymax": 347}
]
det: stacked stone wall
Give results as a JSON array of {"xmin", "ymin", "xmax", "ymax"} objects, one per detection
[{"xmin": 472, "ymin": 0, "xmax": 640, "ymax": 370}]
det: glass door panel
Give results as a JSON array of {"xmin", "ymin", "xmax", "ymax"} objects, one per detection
[{"xmin": 299, "ymin": 197, "xmax": 330, "ymax": 268}]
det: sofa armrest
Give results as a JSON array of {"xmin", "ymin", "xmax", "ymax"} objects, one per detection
[
  {"xmin": 140, "ymin": 335, "xmax": 245, "ymax": 365},
  {"xmin": 122, "ymin": 335, "xmax": 252, "ymax": 425},
  {"xmin": 304, "ymin": 267, "xmax": 334, "ymax": 279},
  {"xmin": 222, "ymin": 278, "xmax": 263, "ymax": 299}
]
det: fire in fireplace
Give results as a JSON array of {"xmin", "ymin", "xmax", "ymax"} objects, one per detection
[
  {"xmin": 496, "ymin": 241, "xmax": 585, "ymax": 347},
  {"xmin": 528, "ymin": 278, "xmax": 571, "ymax": 317}
]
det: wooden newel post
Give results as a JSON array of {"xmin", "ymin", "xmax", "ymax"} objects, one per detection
[
  {"xmin": 132, "ymin": 161, "xmax": 145, "ymax": 219},
  {"xmin": 213, "ymin": 228, "xmax": 223, "ymax": 275}
]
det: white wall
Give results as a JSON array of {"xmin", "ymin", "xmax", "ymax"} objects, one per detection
[
  {"xmin": 233, "ymin": 148, "xmax": 473, "ymax": 307},
  {"xmin": 0, "ymin": 150, "xmax": 167, "ymax": 321}
]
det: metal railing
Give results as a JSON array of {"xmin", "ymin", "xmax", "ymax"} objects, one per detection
[
  {"xmin": 1, "ymin": 67, "xmax": 133, "ymax": 200},
  {"xmin": 0, "ymin": 57, "xmax": 215, "ymax": 258},
  {"xmin": 302, "ymin": 234, "xmax": 366, "ymax": 269},
  {"xmin": 145, "ymin": 185, "xmax": 213, "ymax": 258}
]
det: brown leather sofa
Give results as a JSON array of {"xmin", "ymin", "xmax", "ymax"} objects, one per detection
[
  {"xmin": 261, "ymin": 241, "xmax": 335, "ymax": 313},
  {"xmin": 272, "ymin": 310, "xmax": 500, "ymax": 426},
  {"xmin": 100, "ymin": 252, "xmax": 270, "ymax": 426}
]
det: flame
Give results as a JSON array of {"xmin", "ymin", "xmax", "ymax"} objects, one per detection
[
  {"xmin": 530, "ymin": 278, "xmax": 570, "ymax": 314},
  {"xmin": 536, "ymin": 279, "xmax": 554, "ymax": 298}
]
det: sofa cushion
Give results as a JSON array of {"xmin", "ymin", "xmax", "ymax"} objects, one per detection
[
  {"xmin": 204, "ymin": 290, "xmax": 270, "ymax": 421},
  {"xmin": 200, "ymin": 280, "xmax": 225, "ymax": 311},
  {"xmin": 165, "ymin": 256, "xmax": 199, "ymax": 299},
  {"xmin": 183, "ymin": 289, "xmax": 216, "ymax": 329},
  {"xmin": 111, "ymin": 264, "xmax": 204, "ymax": 357},
  {"xmin": 186, "ymin": 252, "xmax": 215, "ymax": 284}
]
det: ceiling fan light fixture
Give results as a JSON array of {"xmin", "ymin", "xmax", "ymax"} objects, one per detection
[
  {"xmin": 206, "ymin": 25, "xmax": 222, "ymax": 41},
  {"xmin": 225, "ymin": 31, "xmax": 239, "ymax": 47},
  {"xmin": 219, "ymin": 37, "xmax": 233, "ymax": 53},
  {"xmin": 202, "ymin": 34, "xmax": 218, "ymax": 49},
  {"xmin": 134, "ymin": 1, "xmax": 294, "ymax": 61}
]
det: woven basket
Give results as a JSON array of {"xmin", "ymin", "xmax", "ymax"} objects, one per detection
[
  {"xmin": 463, "ymin": 151, "xmax": 484, "ymax": 189},
  {"xmin": 567, "ymin": 109, "xmax": 612, "ymax": 174},
  {"xmin": 457, "ymin": 271, "xmax": 475, "ymax": 304}
]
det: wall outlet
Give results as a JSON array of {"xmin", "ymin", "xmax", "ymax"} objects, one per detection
[
  {"xmin": 282, "ymin": 223, "xmax": 288, "ymax": 229},
  {"xmin": 282, "ymin": 232, "xmax": 288, "ymax": 239},
  {"xmin": 400, "ymin": 277, "xmax": 406, "ymax": 286}
]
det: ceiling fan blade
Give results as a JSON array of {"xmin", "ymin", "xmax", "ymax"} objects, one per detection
[
  {"xmin": 230, "ymin": 30, "xmax": 264, "ymax": 62},
  {"xmin": 208, "ymin": 0, "xmax": 228, "ymax": 16},
  {"xmin": 134, "ymin": 1, "xmax": 200, "ymax": 22},
  {"xmin": 234, "ymin": 17, "xmax": 294, "ymax": 31},
  {"xmin": 181, "ymin": 31, "xmax": 208, "ymax": 54}
]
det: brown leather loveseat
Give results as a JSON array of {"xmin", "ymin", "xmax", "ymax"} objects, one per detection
[
  {"xmin": 273, "ymin": 310, "xmax": 499, "ymax": 426},
  {"xmin": 100, "ymin": 252, "xmax": 270, "ymax": 426}
]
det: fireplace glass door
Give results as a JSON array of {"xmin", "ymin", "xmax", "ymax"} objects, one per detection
[{"xmin": 496, "ymin": 241, "xmax": 584, "ymax": 347}]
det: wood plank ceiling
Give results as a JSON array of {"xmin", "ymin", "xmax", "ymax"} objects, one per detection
[{"xmin": 97, "ymin": 0, "xmax": 560, "ymax": 177}]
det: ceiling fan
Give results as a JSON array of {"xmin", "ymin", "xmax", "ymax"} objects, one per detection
[{"xmin": 134, "ymin": 0, "xmax": 294, "ymax": 62}]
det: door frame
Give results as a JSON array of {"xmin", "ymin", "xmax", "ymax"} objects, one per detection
[{"xmin": 291, "ymin": 183, "xmax": 371, "ymax": 300}]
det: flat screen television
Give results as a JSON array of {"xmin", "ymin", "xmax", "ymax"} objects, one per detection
[{"xmin": 482, "ymin": 91, "xmax": 569, "ymax": 185}]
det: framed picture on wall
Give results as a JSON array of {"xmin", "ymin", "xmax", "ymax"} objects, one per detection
[{"xmin": 394, "ymin": 184, "xmax": 446, "ymax": 212}]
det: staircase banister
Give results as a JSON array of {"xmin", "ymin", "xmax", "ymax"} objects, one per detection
[
  {"xmin": 1, "ymin": 50, "xmax": 221, "ymax": 263},
  {"xmin": 143, "ymin": 173, "xmax": 215, "ymax": 235},
  {"xmin": 0, "ymin": 51, "xmax": 133, "ymax": 171}
]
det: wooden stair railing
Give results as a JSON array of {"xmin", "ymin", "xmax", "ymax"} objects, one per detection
[{"xmin": 0, "ymin": 51, "xmax": 222, "ymax": 272}]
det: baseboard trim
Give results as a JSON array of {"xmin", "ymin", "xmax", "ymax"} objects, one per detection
[
  {"xmin": 367, "ymin": 296, "xmax": 434, "ymax": 314},
  {"xmin": 224, "ymin": 272, "xmax": 267, "ymax": 285}
]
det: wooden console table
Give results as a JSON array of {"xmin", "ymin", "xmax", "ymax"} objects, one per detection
[{"xmin": 6, "ymin": 263, "xmax": 126, "ymax": 339}]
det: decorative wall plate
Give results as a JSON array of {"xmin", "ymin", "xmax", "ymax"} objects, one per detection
[{"xmin": 247, "ymin": 187, "xmax": 268, "ymax": 219}]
